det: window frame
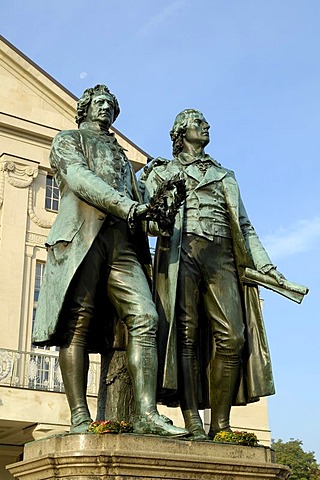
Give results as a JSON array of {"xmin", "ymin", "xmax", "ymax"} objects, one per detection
[{"xmin": 45, "ymin": 174, "xmax": 60, "ymax": 212}]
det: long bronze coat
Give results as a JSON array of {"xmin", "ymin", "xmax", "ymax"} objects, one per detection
[
  {"xmin": 33, "ymin": 123, "xmax": 151, "ymax": 351},
  {"xmin": 140, "ymin": 156, "xmax": 276, "ymax": 406}
]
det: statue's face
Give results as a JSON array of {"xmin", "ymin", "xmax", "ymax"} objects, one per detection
[
  {"xmin": 86, "ymin": 94, "xmax": 115, "ymax": 128},
  {"xmin": 184, "ymin": 112, "xmax": 210, "ymax": 148}
]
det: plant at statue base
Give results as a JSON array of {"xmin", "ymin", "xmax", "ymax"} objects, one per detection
[
  {"xmin": 88, "ymin": 420, "xmax": 133, "ymax": 434},
  {"xmin": 213, "ymin": 430, "xmax": 258, "ymax": 447}
]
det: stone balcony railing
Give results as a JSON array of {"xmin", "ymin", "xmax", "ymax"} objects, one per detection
[{"xmin": 0, "ymin": 347, "xmax": 100, "ymax": 395}]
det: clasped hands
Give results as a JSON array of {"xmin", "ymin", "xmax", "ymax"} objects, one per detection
[{"xmin": 135, "ymin": 176, "xmax": 186, "ymax": 236}]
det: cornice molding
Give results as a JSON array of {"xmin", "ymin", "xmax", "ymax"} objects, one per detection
[
  {"xmin": 0, "ymin": 159, "xmax": 38, "ymax": 188},
  {"xmin": 0, "ymin": 112, "xmax": 58, "ymax": 146},
  {"xmin": 0, "ymin": 155, "xmax": 54, "ymax": 229},
  {"xmin": 0, "ymin": 155, "xmax": 39, "ymax": 207}
]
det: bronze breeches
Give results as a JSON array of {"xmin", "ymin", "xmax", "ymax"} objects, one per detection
[
  {"xmin": 176, "ymin": 234, "xmax": 245, "ymax": 357},
  {"xmin": 58, "ymin": 219, "xmax": 158, "ymax": 350}
]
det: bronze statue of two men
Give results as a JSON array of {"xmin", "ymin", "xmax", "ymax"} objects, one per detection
[{"xmin": 33, "ymin": 84, "xmax": 287, "ymax": 440}]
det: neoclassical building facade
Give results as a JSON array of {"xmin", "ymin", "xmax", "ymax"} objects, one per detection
[{"xmin": 0, "ymin": 35, "xmax": 271, "ymax": 479}]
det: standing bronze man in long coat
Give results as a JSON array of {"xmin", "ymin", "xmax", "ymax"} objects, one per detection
[
  {"xmin": 32, "ymin": 85, "xmax": 187, "ymax": 437},
  {"xmin": 140, "ymin": 109, "xmax": 285, "ymax": 440}
]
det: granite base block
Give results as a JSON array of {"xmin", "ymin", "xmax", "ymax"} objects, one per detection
[{"xmin": 7, "ymin": 433, "xmax": 290, "ymax": 479}]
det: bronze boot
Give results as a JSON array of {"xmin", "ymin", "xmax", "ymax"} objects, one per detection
[
  {"xmin": 208, "ymin": 354, "xmax": 240, "ymax": 438},
  {"xmin": 127, "ymin": 340, "xmax": 188, "ymax": 436},
  {"xmin": 179, "ymin": 355, "xmax": 208, "ymax": 440},
  {"xmin": 59, "ymin": 345, "xmax": 92, "ymax": 433}
]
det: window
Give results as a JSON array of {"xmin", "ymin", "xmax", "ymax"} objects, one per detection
[
  {"xmin": 30, "ymin": 261, "xmax": 62, "ymax": 390},
  {"xmin": 32, "ymin": 261, "xmax": 58, "ymax": 353},
  {"xmin": 45, "ymin": 174, "xmax": 59, "ymax": 212},
  {"xmin": 32, "ymin": 261, "xmax": 45, "ymax": 327}
]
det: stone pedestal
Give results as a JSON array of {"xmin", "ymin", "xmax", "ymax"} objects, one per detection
[{"xmin": 7, "ymin": 433, "xmax": 290, "ymax": 479}]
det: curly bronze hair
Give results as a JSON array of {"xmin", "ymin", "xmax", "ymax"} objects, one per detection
[
  {"xmin": 170, "ymin": 109, "xmax": 205, "ymax": 156},
  {"xmin": 75, "ymin": 84, "xmax": 120, "ymax": 126}
]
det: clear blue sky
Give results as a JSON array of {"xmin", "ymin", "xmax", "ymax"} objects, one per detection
[{"xmin": 2, "ymin": 0, "xmax": 319, "ymax": 460}]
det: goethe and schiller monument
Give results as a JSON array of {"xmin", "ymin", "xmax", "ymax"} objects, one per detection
[
  {"xmin": 24, "ymin": 84, "xmax": 306, "ymax": 480},
  {"xmin": 33, "ymin": 84, "xmax": 307, "ymax": 438}
]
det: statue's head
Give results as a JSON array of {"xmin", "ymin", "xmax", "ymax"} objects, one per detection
[
  {"xmin": 76, "ymin": 84, "xmax": 120, "ymax": 127},
  {"xmin": 170, "ymin": 109, "xmax": 209, "ymax": 156}
]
